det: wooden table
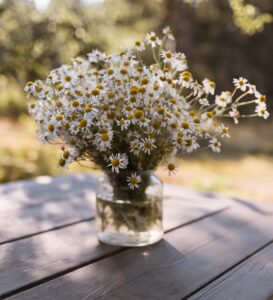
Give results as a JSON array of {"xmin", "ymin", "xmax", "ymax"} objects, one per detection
[{"xmin": 1, "ymin": 173, "xmax": 273, "ymax": 300}]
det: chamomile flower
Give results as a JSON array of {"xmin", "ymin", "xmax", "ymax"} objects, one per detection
[
  {"xmin": 145, "ymin": 32, "xmax": 162, "ymax": 48},
  {"xmin": 215, "ymin": 91, "xmax": 232, "ymax": 108},
  {"xmin": 255, "ymin": 103, "xmax": 270, "ymax": 119},
  {"xmin": 134, "ymin": 41, "xmax": 145, "ymax": 52},
  {"xmin": 183, "ymin": 138, "xmax": 200, "ymax": 153},
  {"xmin": 165, "ymin": 162, "xmax": 177, "ymax": 176},
  {"xmin": 209, "ymin": 137, "xmax": 221, "ymax": 153},
  {"xmin": 233, "ymin": 77, "xmax": 248, "ymax": 92},
  {"xmin": 95, "ymin": 130, "xmax": 113, "ymax": 151},
  {"xmin": 108, "ymin": 153, "xmax": 128, "ymax": 173},
  {"xmin": 127, "ymin": 173, "xmax": 142, "ymax": 189},
  {"xmin": 141, "ymin": 137, "xmax": 157, "ymax": 154},
  {"xmin": 160, "ymin": 50, "xmax": 173, "ymax": 63},
  {"xmin": 202, "ymin": 79, "xmax": 216, "ymax": 95},
  {"xmin": 117, "ymin": 118, "xmax": 130, "ymax": 131},
  {"xmin": 218, "ymin": 124, "xmax": 230, "ymax": 138},
  {"xmin": 255, "ymin": 94, "xmax": 267, "ymax": 104}
]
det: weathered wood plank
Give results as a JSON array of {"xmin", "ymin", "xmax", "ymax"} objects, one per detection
[
  {"xmin": 9, "ymin": 202, "xmax": 273, "ymax": 300},
  {"xmin": 0, "ymin": 174, "xmax": 97, "ymax": 244},
  {"xmin": 189, "ymin": 242, "xmax": 273, "ymax": 300},
  {"xmin": 0, "ymin": 195, "xmax": 226, "ymax": 298}
]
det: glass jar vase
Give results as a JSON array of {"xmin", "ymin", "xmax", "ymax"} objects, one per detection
[{"xmin": 96, "ymin": 171, "xmax": 163, "ymax": 247}]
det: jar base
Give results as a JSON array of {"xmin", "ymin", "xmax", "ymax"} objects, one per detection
[{"xmin": 97, "ymin": 231, "xmax": 163, "ymax": 247}]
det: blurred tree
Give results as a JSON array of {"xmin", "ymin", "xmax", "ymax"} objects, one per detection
[
  {"xmin": 183, "ymin": 0, "xmax": 273, "ymax": 35},
  {"xmin": 0, "ymin": 0, "xmax": 163, "ymax": 117},
  {"xmin": 163, "ymin": 0, "xmax": 273, "ymax": 110}
]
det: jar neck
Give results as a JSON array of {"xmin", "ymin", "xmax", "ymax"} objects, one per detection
[{"xmin": 104, "ymin": 169, "xmax": 156, "ymax": 177}]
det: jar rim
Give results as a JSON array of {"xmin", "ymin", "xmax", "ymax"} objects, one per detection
[{"xmin": 103, "ymin": 169, "xmax": 156, "ymax": 176}]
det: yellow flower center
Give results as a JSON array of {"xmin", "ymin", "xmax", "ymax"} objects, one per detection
[
  {"xmin": 166, "ymin": 52, "xmax": 172, "ymax": 58},
  {"xmin": 186, "ymin": 139, "xmax": 193, "ymax": 146},
  {"xmin": 108, "ymin": 92, "xmax": 115, "ymax": 99},
  {"xmin": 209, "ymin": 81, "xmax": 216, "ymax": 89},
  {"xmin": 63, "ymin": 151, "xmax": 70, "ymax": 159},
  {"xmin": 207, "ymin": 112, "xmax": 213, "ymax": 118},
  {"xmin": 59, "ymin": 159, "xmax": 66, "ymax": 167},
  {"xmin": 111, "ymin": 159, "xmax": 120, "ymax": 167},
  {"xmin": 144, "ymin": 140, "xmax": 152, "ymax": 149},
  {"xmin": 157, "ymin": 107, "xmax": 165, "ymax": 115},
  {"xmin": 134, "ymin": 110, "xmax": 143, "ymax": 119},
  {"xmin": 101, "ymin": 133, "xmax": 110, "ymax": 141},
  {"xmin": 56, "ymin": 115, "xmax": 63, "ymax": 121},
  {"xmin": 130, "ymin": 177, "xmax": 138, "ymax": 185},
  {"xmin": 194, "ymin": 117, "xmax": 200, "ymax": 124},
  {"xmin": 120, "ymin": 69, "xmax": 128, "ymax": 75},
  {"xmin": 182, "ymin": 121, "xmax": 189, "ymax": 129},
  {"xmin": 168, "ymin": 163, "xmax": 175, "ymax": 171},
  {"xmin": 141, "ymin": 77, "xmax": 149, "ymax": 85},
  {"xmin": 80, "ymin": 119, "xmax": 87, "ymax": 127},
  {"xmin": 65, "ymin": 75, "xmax": 72, "ymax": 82},
  {"xmin": 48, "ymin": 124, "xmax": 54, "ymax": 132},
  {"xmin": 72, "ymin": 100, "xmax": 79, "ymax": 107},
  {"xmin": 92, "ymin": 89, "xmax": 100, "ymax": 96}
]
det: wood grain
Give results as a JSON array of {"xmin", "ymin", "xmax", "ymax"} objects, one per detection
[
  {"xmin": 0, "ymin": 194, "xmax": 225, "ymax": 298},
  {"xmin": 9, "ymin": 201, "xmax": 273, "ymax": 300},
  {"xmin": 190, "ymin": 242, "xmax": 273, "ymax": 300},
  {"xmin": 0, "ymin": 174, "xmax": 97, "ymax": 244}
]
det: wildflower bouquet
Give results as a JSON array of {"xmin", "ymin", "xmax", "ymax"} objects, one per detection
[{"xmin": 25, "ymin": 27, "xmax": 269, "ymax": 245}]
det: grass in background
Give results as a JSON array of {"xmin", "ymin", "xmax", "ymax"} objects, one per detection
[{"xmin": 158, "ymin": 155, "xmax": 273, "ymax": 202}]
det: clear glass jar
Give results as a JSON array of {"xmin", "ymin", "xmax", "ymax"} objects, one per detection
[{"xmin": 96, "ymin": 171, "xmax": 163, "ymax": 247}]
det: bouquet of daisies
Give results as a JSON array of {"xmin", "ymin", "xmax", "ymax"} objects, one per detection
[{"xmin": 25, "ymin": 27, "xmax": 269, "ymax": 192}]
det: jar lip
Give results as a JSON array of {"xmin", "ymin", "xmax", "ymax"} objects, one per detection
[{"xmin": 104, "ymin": 169, "xmax": 156, "ymax": 176}]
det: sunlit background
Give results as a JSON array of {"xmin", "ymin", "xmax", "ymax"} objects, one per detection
[{"xmin": 0, "ymin": 0, "xmax": 272, "ymax": 201}]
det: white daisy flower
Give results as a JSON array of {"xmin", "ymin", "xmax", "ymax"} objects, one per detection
[
  {"xmin": 141, "ymin": 137, "xmax": 157, "ymax": 154},
  {"xmin": 218, "ymin": 124, "xmax": 230, "ymax": 138},
  {"xmin": 160, "ymin": 50, "xmax": 173, "ymax": 63},
  {"xmin": 127, "ymin": 173, "xmax": 142, "ymax": 189},
  {"xmin": 255, "ymin": 94, "xmax": 267, "ymax": 104},
  {"xmin": 215, "ymin": 91, "xmax": 232, "ymax": 108},
  {"xmin": 108, "ymin": 153, "xmax": 128, "ymax": 173},
  {"xmin": 183, "ymin": 138, "xmax": 200, "ymax": 153},
  {"xmin": 255, "ymin": 103, "xmax": 270, "ymax": 119},
  {"xmin": 95, "ymin": 130, "xmax": 113, "ymax": 151},
  {"xmin": 145, "ymin": 32, "xmax": 162, "ymax": 48},
  {"xmin": 117, "ymin": 118, "xmax": 130, "ymax": 131},
  {"xmin": 209, "ymin": 137, "xmax": 221, "ymax": 153},
  {"xmin": 164, "ymin": 162, "xmax": 177, "ymax": 176},
  {"xmin": 178, "ymin": 71, "xmax": 193, "ymax": 88},
  {"xmin": 202, "ymin": 78, "xmax": 216, "ymax": 95},
  {"xmin": 233, "ymin": 77, "xmax": 248, "ymax": 92},
  {"xmin": 134, "ymin": 41, "xmax": 145, "ymax": 52}
]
